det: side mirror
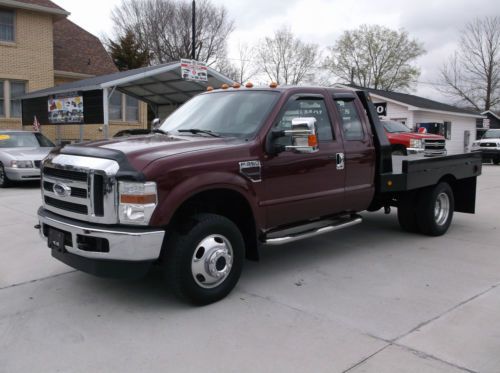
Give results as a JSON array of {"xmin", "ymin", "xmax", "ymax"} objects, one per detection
[
  {"xmin": 151, "ymin": 118, "xmax": 161, "ymax": 130},
  {"xmin": 284, "ymin": 117, "xmax": 319, "ymax": 154}
]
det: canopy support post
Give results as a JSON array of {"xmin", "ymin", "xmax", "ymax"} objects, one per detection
[{"xmin": 103, "ymin": 87, "xmax": 110, "ymax": 139}]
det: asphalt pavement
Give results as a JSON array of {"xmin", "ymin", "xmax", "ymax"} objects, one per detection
[{"xmin": 1, "ymin": 166, "xmax": 499, "ymax": 373}]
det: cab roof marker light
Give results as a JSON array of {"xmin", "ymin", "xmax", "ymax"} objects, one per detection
[{"xmin": 245, "ymin": 82, "xmax": 254, "ymax": 88}]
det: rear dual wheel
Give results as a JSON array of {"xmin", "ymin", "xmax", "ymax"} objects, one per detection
[{"xmin": 397, "ymin": 182, "xmax": 454, "ymax": 236}]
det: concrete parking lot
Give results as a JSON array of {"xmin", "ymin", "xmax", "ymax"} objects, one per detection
[{"xmin": 1, "ymin": 166, "xmax": 499, "ymax": 373}]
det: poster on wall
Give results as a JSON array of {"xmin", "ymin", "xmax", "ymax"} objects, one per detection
[{"xmin": 48, "ymin": 92, "xmax": 84, "ymax": 124}]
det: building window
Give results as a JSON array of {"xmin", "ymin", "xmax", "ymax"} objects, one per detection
[
  {"xmin": 10, "ymin": 81, "xmax": 25, "ymax": 118},
  {"xmin": 109, "ymin": 93, "xmax": 140, "ymax": 123},
  {"xmin": 0, "ymin": 9, "xmax": 15, "ymax": 42},
  {"xmin": 444, "ymin": 121, "xmax": 452, "ymax": 140},
  {"xmin": 109, "ymin": 92, "xmax": 122, "ymax": 120},
  {"xmin": 126, "ymin": 95, "xmax": 139, "ymax": 122},
  {"xmin": 0, "ymin": 81, "xmax": 4, "ymax": 117}
]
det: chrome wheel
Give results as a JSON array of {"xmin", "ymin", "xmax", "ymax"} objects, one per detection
[
  {"xmin": 434, "ymin": 192, "xmax": 450, "ymax": 226},
  {"xmin": 191, "ymin": 234, "xmax": 234, "ymax": 289}
]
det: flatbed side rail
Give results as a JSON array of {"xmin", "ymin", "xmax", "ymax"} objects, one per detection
[{"xmin": 379, "ymin": 152, "xmax": 482, "ymax": 194}]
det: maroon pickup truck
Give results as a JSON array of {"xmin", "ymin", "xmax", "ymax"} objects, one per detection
[{"xmin": 37, "ymin": 87, "xmax": 482, "ymax": 304}]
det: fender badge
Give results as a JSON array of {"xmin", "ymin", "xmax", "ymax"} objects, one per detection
[{"xmin": 239, "ymin": 160, "xmax": 262, "ymax": 183}]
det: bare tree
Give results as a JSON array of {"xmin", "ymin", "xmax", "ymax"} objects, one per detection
[
  {"xmin": 233, "ymin": 42, "xmax": 258, "ymax": 84},
  {"xmin": 110, "ymin": 0, "xmax": 234, "ymax": 66},
  {"xmin": 256, "ymin": 27, "xmax": 319, "ymax": 85},
  {"xmin": 440, "ymin": 17, "xmax": 500, "ymax": 111},
  {"xmin": 325, "ymin": 24, "xmax": 425, "ymax": 91}
]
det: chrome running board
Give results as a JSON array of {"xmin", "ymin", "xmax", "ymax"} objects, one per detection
[{"xmin": 264, "ymin": 215, "xmax": 363, "ymax": 246}]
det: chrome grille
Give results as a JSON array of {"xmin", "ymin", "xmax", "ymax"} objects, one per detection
[
  {"xmin": 41, "ymin": 154, "xmax": 119, "ymax": 224},
  {"xmin": 424, "ymin": 139, "xmax": 446, "ymax": 155},
  {"xmin": 480, "ymin": 142, "xmax": 497, "ymax": 148}
]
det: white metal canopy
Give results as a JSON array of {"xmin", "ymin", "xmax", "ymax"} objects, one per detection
[{"xmin": 21, "ymin": 61, "xmax": 235, "ymax": 138}]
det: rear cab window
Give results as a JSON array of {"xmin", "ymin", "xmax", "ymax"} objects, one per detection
[{"xmin": 334, "ymin": 99, "xmax": 365, "ymax": 141}]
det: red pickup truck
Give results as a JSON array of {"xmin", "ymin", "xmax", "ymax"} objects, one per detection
[
  {"xmin": 381, "ymin": 120, "xmax": 447, "ymax": 156},
  {"xmin": 37, "ymin": 87, "xmax": 481, "ymax": 304}
]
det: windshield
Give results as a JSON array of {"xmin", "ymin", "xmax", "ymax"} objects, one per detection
[
  {"xmin": 382, "ymin": 120, "xmax": 411, "ymax": 133},
  {"xmin": 160, "ymin": 91, "xmax": 279, "ymax": 138},
  {"xmin": 0, "ymin": 132, "xmax": 55, "ymax": 148},
  {"xmin": 482, "ymin": 129, "xmax": 500, "ymax": 139}
]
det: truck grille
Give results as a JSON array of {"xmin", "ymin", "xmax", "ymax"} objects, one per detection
[
  {"xmin": 44, "ymin": 167, "xmax": 88, "ymax": 181},
  {"xmin": 41, "ymin": 155, "xmax": 119, "ymax": 224},
  {"xmin": 43, "ymin": 181, "xmax": 88, "ymax": 199},
  {"xmin": 480, "ymin": 142, "xmax": 497, "ymax": 148},
  {"xmin": 424, "ymin": 139, "xmax": 446, "ymax": 155},
  {"xmin": 44, "ymin": 196, "xmax": 88, "ymax": 214}
]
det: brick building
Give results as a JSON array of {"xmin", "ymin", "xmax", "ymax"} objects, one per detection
[{"xmin": 0, "ymin": 0, "xmax": 148, "ymax": 142}]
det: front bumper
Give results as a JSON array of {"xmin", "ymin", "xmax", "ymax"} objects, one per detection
[
  {"xmin": 406, "ymin": 147, "xmax": 425, "ymax": 155},
  {"xmin": 5, "ymin": 167, "xmax": 41, "ymax": 181},
  {"xmin": 472, "ymin": 148, "xmax": 500, "ymax": 160},
  {"xmin": 37, "ymin": 207, "xmax": 165, "ymax": 278}
]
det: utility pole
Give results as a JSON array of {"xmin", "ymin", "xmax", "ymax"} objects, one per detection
[{"xmin": 191, "ymin": 0, "xmax": 196, "ymax": 60}]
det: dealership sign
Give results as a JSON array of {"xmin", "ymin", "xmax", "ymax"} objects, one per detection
[
  {"xmin": 181, "ymin": 59, "xmax": 208, "ymax": 82},
  {"xmin": 373, "ymin": 102, "xmax": 387, "ymax": 117}
]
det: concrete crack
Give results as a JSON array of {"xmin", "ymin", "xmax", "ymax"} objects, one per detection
[{"xmin": 0, "ymin": 270, "xmax": 76, "ymax": 291}]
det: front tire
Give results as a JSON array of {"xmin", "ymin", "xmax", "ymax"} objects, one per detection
[
  {"xmin": 416, "ymin": 182, "xmax": 454, "ymax": 236},
  {"xmin": 0, "ymin": 163, "xmax": 10, "ymax": 188},
  {"xmin": 164, "ymin": 213, "xmax": 244, "ymax": 305},
  {"xmin": 392, "ymin": 146, "xmax": 407, "ymax": 156}
]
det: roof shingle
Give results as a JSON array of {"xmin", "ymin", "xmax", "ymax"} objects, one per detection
[
  {"xmin": 7, "ymin": 0, "xmax": 66, "ymax": 12},
  {"xmin": 350, "ymin": 85, "xmax": 481, "ymax": 116},
  {"xmin": 53, "ymin": 19, "xmax": 118, "ymax": 77}
]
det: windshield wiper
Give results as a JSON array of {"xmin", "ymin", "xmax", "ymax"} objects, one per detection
[
  {"xmin": 152, "ymin": 128, "xmax": 169, "ymax": 135},
  {"xmin": 177, "ymin": 129, "xmax": 222, "ymax": 138}
]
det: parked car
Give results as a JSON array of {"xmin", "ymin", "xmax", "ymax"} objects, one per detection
[
  {"xmin": 0, "ymin": 130, "xmax": 55, "ymax": 187},
  {"xmin": 36, "ymin": 87, "xmax": 481, "ymax": 305},
  {"xmin": 382, "ymin": 120, "xmax": 447, "ymax": 156},
  {"xmin": 471, "ymin": 129, "xmax": 500, "ymax": 164}
]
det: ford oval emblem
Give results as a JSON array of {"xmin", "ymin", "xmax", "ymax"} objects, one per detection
[{"xmin": 53, "ymin": 182, "xmax": 71, "ymax": 197}]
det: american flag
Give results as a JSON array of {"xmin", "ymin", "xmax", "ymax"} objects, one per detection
[{"xmin": 33, "ymin": 116, "xmax": 41, "ymax": 132}]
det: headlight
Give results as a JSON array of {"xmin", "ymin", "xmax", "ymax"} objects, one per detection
[
  {"xmin": 118, "ymin": 181, "xmax": 158, "ymax": 225},
  {"xmin": 10, "ymin": 160, "xmax": 34, "ymax": 168},
  {"xmin": 472, "ymin": 142, "xmax": 479, "ymax": 148},
  {"xmin": 409, "ymin": 139, "xmax": 423, "ymax": 149}
]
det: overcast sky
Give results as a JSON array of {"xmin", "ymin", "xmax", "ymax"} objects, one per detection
[{"xmin": 52, "ymin": 0, "xmax": 499, "ymax": 103}]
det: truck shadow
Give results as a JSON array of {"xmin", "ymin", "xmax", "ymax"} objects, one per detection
[{"xmin": 66, "ymin": 211, "xmax": 410, "ymax": 309}]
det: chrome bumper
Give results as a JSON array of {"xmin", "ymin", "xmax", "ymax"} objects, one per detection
[
  {"xmin": 5, "ymin": 167, "xmax": 41, "ymax": 180},
  {"xmin": 406, "ymin": 147, "xmax": 425, "ymax": 155},
  {"xmin": 38, "ymin": 207, "xmax": 165, "ymax": 261}
]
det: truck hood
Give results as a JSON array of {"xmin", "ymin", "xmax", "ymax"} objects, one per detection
[
  {"xmin": 1, "ymin": 147, "xmax": 52, "ymax": 161},
  {"xmin": 475, "ymin": 138, "xmax": 500, "ymax": 144},
  {"xmin": 64, "ymin": 134, "xmax": 241, "ymax": 171},
  {"xmin": 386, "ymin": 132, "xmax": 444, "ymax": 140}
]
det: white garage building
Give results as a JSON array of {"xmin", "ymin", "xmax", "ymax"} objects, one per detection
[{"xmin": 340, "ymin": 86, "xmax": 484, "ymax": 154}]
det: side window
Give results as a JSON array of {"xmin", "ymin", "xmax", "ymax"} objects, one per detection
[
  {"xmin": 275, "ymin": 96, "xmax": 333, "ymax": 141},
  {"xmin": 334, "ymin": 99, "xmax": 364, "ymax": 141}
]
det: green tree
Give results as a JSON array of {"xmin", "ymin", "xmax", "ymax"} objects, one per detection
[
  {"xmin": 107, "ymin": 30, "xmax": 151, "ymax": 71},
  {"xmin": 325, "ymin": 25, "xmax": 425, "ymax": 91}
]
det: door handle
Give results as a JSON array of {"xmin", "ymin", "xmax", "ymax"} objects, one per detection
[{"xmin": 336, "ymin": 153, "xmax": 345, "ymax": 170}]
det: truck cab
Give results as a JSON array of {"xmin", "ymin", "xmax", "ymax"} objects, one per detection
[{"xmin": 37, "ymin": 86, "xmax": 481, "ymax": 304}]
